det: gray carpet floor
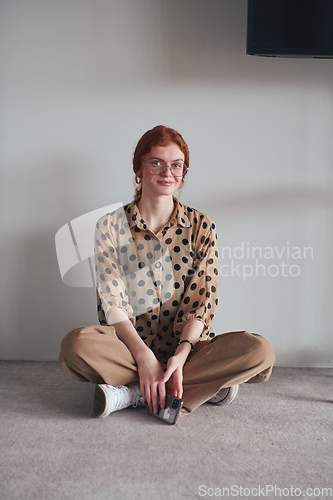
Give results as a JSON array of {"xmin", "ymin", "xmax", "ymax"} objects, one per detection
[{"xmin": 0, "ymin": 362, "xmax": 332, "ymax": 500}]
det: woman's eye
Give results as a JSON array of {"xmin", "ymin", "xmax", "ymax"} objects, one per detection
[
  {"xmin": 172, "ymin": 163, "xmax": 181, "ymax": 169},
  {"xmin": 151, "ymin": 161, "xmax": 161, "ymax": 167}
]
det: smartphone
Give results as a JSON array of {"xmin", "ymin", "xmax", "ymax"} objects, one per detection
[{"xmin": 146, "ymin": 394, "xmax": 183, "ymax": 425}]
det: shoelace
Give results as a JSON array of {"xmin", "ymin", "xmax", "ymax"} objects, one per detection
[
  {"xmin": 110, "ymin": 386, "xmax": 133, "ymax": 411},
  {"xmin": 109, "ymin": 384, "xmax": 144, "ymax": 410}
]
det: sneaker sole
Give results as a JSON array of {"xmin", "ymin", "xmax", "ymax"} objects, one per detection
[
  {"xmin": 209, "ymin": 385, "xmax": 239, "ymax": 405},
  {"xmin": 92, "ymin": 385, "xmax": 107, "ymax": 418}
]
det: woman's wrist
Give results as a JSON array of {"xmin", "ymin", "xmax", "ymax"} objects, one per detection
[
  {"xmin": 175, "ymin": 339, "xmax": 193, "ymax": 352},
  {"xmin": 173, "ymin": 343, "xmax": 191, "ymax": 365},
  {"xmin": 133, "ymin": 343, "xmax": 155, "ymax": 364},
  {"xmin": 111, "ymin": 318, "xmax": 152, "ymax": 363}
]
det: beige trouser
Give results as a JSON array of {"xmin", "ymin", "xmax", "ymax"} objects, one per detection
[{"xmin": 59, "ymin": 326, "xmax": 275, "ymax": 413}]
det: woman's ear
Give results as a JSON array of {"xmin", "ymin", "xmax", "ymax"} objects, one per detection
[{"xmin": 135, "ymin": 169, "xmax": 142, "ymax": 185}]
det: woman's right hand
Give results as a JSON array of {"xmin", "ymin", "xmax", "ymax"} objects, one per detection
[{"xmin": 135, "ymin": 348, "xmax": 166, "ymax": 414}]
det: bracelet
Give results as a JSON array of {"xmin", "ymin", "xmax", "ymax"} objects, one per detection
[{"xmin": 175, "ymin": 339, "xmax": 194, "ymax": 353}]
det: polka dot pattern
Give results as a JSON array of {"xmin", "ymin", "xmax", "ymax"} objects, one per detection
[{"xmin": 94, "ymin": 198, "xmax": 218, "ymax": 362}]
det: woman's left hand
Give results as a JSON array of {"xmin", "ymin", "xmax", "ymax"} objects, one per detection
[{"xmin": 162, "ymin": 355, "xmax": 184, "ymax": 399}]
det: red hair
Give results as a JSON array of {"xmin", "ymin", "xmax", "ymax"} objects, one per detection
[{"xmin": 133, "ymin": 125, "xmax": 189, "ymax": 201}]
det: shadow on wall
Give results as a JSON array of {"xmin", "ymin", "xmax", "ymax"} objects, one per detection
[
  {"xmin": 2, "ymin": 230, "xmax": 96, "ymax": 359},
  {"xmin": 2, "ymin": 149, "xmax": 332, "ymax": 362},
  {"xmin": 206, "ymin": 184, "xmax": 333, "ymax": 369},
  {"xmin": 0, "ymin": 156, "xmax": 105, "ymax": 359},
  {"xmin": 2, "ymin": 165, "xmax": 332, "ymax": 363},
  {"xmin": 208, "ymin": 186, "xmax": 333, "ymax": 214},
  {"xmin": 278, "ymin": 348, "xmax": 332, "ymax": 368}
]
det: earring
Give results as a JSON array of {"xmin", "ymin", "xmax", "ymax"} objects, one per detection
[{"xmin": 135, "ymin": 174, "xmax": 141, "ymax": 184}]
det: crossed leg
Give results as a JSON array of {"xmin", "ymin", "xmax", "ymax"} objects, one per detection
[{"xmin": 59, "ymin": 326, "xmax": 275, "ymax": 414}]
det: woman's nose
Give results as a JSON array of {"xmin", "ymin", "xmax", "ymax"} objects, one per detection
[{"xmin": 161, "ymin": 165, "xmax": 173, "ymax": 175}]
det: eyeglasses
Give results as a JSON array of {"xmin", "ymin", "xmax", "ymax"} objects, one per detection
[{"xmin": 144, "ymin": 160, "xmax": 188, "ymax": 177}]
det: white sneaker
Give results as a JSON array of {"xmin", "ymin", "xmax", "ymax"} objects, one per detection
[
  {"xmin": 93, "ymin": 383, "xmax": 145, "ymax": 418},
  {"xmin": 207, "ymin": 385, "xmax": 239, "ymax": 406}
]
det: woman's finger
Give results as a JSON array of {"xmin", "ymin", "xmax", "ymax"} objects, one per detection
[
  {"xmin": 158, "ymin": 381, "xmax": 166, "ymax": 409},
  {"xmin": 177, "ymin": 376, "xmax": 183, "ymax": 396},
  {"xmin": 140, "ymin": 383, "xmax": 146, "ymax": 403},
  {"xmin": 145, "ymin": 385, "xmax": 152, "ymax": 412},
  {"xmin": 163, "ymin": 364, "xmax": 176, "ymax": 383},
  {"xmin": 151, "ymin": 384, "xmax": 159, "ymax": 414}
]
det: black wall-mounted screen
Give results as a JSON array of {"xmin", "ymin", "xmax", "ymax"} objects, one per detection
[{"xmin": 247, "ymin": 0, "xmax": 333, "ymax": 58}]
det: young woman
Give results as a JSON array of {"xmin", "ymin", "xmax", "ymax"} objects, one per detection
[{"xmin": 59, "ymin": 125, "xmax": 275, "ymax": 418}]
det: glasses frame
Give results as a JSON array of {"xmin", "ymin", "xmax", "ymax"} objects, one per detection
[{"xmin": 144, "ymin": 161, "xmax": 189, "ymax": 178}]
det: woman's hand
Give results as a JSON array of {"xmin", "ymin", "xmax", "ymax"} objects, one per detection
[
  {"xmin": 135, "ymin": 348, "xmax": 166, "ymax": 414},
  {"xmin": 162, "ymin": 354, "xmax": 185, "ymax": 399}
]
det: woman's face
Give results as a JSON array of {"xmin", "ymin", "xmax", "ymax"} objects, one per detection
[{"xmin": 140, "ymin": 143, "xmax": 185, "ymax": 198}]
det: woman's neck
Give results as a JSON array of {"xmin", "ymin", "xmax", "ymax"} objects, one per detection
[{"xmin": 137, "ymin": 195, "xmax": 175, "ymax": 234}]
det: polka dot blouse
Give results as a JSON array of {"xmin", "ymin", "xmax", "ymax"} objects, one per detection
[{"xmin": 94, "ymin": 197, "xmax": 218, "ymax": 363}]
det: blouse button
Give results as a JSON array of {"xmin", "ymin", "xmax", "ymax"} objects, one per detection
[{"xmin": 155, "ymin": 262, "xmax": 161, "ymax": 269}]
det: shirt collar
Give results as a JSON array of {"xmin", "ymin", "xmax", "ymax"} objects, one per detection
[{"xmin": 126, "ymin": 197, "xmax": 191, "ymax": 230}]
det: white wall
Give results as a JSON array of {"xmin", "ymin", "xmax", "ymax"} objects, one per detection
[{"xmin": 1, "ymin": 0, "xmax": 332, "ymax": 366}]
